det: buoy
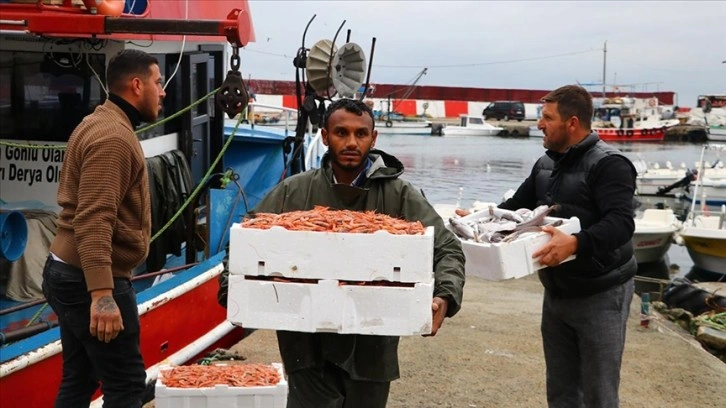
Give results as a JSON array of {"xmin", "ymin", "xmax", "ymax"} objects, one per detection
[
  {"xmin": 81, "ymin": 0, "xmax": 125, "ymax": 16},
  {"xmin": 0, "ymin": 211, "xmax": 28, "ymax": 262}
]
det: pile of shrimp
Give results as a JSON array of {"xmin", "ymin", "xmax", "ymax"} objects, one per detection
[
  {"xmin": 160, "ymin": 364, "xmax": 281, "ymax": 388},
  {"xmin": 242, "ymin": 206, "xmax": 425, "ymax": 235}
]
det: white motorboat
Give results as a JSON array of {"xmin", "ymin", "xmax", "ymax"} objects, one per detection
[
  {"xmin": 442, "ymin": 115, "xmax": 503, "ymax": 137},
  {"xmin": 635, "ymin": 161, "xmax": 694, "ymax": 196},
  {"xmin": 678, "ymin": 207, "xmax": 726, "ymax": 275},
  {"xmin": 677, "ymin": 144, "xmax": 726, "ymax": 275},
  {"xmin": 632, "ymin": 209, "xmax": 681, "ymax": 264},
  {"xmin": 376, "ymin": 119, "xmax": 433, "ymax": 136}
]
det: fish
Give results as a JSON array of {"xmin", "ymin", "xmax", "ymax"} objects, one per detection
[
  {"xmin": 500, "ymin": 219, "xmax": 564, "ymax": 243},
  {"xmin": 449, "ymin": 217, "xmax": 476, "ymax": 240},
  {"xmin": 488, "ymin": 206, "xmax": 524, "ymax": 223}
]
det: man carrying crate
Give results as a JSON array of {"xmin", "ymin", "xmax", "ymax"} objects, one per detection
[{"xmin": 220, "ymin": 98, "xmax": 465, "ymax": 407}]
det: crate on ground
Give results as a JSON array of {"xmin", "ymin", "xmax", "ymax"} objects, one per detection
[
  {"xmin": 154, "ymin": 363, "xmax": 287, "ymax": 408},
  {"xmin": 228, "ymin": 224, "xmax": 434, "ymax": 283},
  {"xmin": 455, "ymin": 216, "xmax": 581, "ymax": 281},
  {"xmin": 226, "ymin": 275, "xmax": 434, "ymax": 336}
]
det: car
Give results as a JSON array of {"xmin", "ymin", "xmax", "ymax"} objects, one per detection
[{"xmin": 482, "ymin": 101, "xmax": 525, "ymax": 121}]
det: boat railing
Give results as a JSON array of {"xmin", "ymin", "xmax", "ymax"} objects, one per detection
[{"xmin": 247, "ymin": 103, "xmax": 299, "ymax": 131}]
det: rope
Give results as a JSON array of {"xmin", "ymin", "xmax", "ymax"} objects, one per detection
[
  {"xmin": 25, "ymin": 303, "xmax": 49, "ymax": 329},
  {"xmin": 149, "ymin": 113, "xmax": 243, "ymax": 243},
  {"xmin": 0, "ymin": 87, "xmax": 221, "ymax": 151}
]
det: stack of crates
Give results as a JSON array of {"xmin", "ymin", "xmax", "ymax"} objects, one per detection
[{"xmin": 226, "ymin": 224, "xmax": 436, "ymax": 336}]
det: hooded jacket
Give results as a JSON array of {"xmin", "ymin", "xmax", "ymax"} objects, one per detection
[{"xmin": 249, "ymin": 149, "xmax": 465, "ymax": 381}]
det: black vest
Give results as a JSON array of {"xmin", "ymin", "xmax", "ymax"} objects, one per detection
[{"xmin": 534, "ymin": 133, "xmax": 637, "ymax": 297}]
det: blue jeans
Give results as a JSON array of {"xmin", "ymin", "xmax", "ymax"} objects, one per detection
[
  {"xmin": 42, "ymin": 255, "xmax": 146, "ymax": 408},
  {"xmin": 541, "ymin": 279, "xmax": 634, "ymax": 408}
]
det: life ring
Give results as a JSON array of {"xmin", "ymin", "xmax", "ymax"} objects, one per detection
[
  {"xmin": 648, "ymin": 98, "xmax": 657, "ymax": 108},
  {"xmin": 626, "ymin": 130, "xmax": 634, "ymax": 137},
  {"xmin": 385, "ymin": 120, "xmax": 393, "ymax": 128}
]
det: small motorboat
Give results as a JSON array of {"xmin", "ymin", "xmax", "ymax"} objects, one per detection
[
  {"xmin": 677, "ymin": 144, "xmax": 726, "ymax": 275},
  {"xmin": 632, "ymin": 209, "xmax": 681, "ymax": 264},
  {"xmin": 442, "ymin": 115, "xmax": 503, "ymax": 137}
]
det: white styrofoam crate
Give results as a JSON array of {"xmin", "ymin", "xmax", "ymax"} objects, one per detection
[
  {"xmin": 454, "ymin": 216, "xmax": 581, "ymax": 281},
  {"xmin": 154, "ymin": 363, "xmax": 287, "ymax": 408},
  {"xmin": 228, "ymin": 224, "xmax": 434, "ymax": 283},
  {"xmin": 226, "ymin": 275, "xmax": 434, "ymax": 336}
]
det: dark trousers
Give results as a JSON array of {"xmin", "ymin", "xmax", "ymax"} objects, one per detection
[
  {"xmin": 287, "ymin": 361, "xmax": 391, "ymax": 408},
  {"xmin": 42, "ymin": 256, "xmax": 146, "ymax": 408},
  {"xmin": 541, "ymin": 279, "xmax": 634, "ymax": 408}
]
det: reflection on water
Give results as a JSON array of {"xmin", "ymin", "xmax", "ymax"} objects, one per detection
[{"xmin": 375, "ymin": 135, "xmax": 709, "ymax": 274}]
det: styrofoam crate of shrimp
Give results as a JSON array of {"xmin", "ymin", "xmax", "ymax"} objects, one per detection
[
  {"xmin": 226, "ymin": 274, "xmax": 434, "ymax": 336},
  {"xmin": 154, "ymin": 363, "xmax": 287, "ymax": 408},
  {"xmin": 228, "ymin": 223, "xmax": 435, "ymax": 283},
  {"xmin": 455, "ymin": 215, "xmax": 580, "ymax": 281}
]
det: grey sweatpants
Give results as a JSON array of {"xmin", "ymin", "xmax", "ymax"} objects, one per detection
[{"xmin": 541, "ymin": 279, "xmax": 634, "ymax": 408}]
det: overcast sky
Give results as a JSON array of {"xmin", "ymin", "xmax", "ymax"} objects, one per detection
[{"xmin": 240, "ymin": 1, "xmax": 725, "ymax": 107}]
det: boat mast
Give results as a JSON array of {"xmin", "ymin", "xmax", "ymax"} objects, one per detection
[{"xmin": 602, "ymin": 41, "xmax": 607, "ymax": 98}]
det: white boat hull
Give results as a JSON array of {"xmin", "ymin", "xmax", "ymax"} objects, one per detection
[
  {"xmin": 376, "ymin": 121, "xmax": 432, "ymax": 135},
  {"xmin": 443, "ymin": 127, "xmax": 503, "ymax": 137},
  {"xmin": 632, "ymin": 209, "xmax": 680, "ymax": 264},
  {"xmin": 633, "ymin": 232, "xmax": 675, "ymax": 264}
]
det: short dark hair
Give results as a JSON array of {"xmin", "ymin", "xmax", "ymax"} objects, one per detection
[
  {"xmin": 541, "ymin": 85, "xmax": 593, "ymax": 130},
  {"xmin": 106, "ymin": 49, "xmax": 159, "ymax": 93},
  {"xmin": 322, "ymin": 98, "xmax": 375, "ymax": 130}
]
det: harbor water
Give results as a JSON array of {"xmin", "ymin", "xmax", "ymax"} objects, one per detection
[{"xmin": 374, "ymin": 133, "xmax": 714, "ymax": 279}]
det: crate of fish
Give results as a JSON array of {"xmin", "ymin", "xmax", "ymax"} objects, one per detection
[
  {"xmin": 228, "ymin": 206, "xmax": 435, "ymax": 283},
  {"xmin": 155, "ymin": 363, "xmax": 287, "ymax": 408},
  {"xmin": 446, "ymin": 205, "xmax": 581, "ymax": 281},
  {"xmin": 226, "ymin": 275, "xmax": 434, "ymax": 336}
]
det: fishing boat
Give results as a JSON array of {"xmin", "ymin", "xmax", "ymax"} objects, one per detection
[
  {"xmin": 677, "ymin": 144, "xmax": 726, "ymax": 276},
  {"xmin": 632, "ymin": 209, "xmax": 681, "ymax": 264},
  {"xmin": 0, "ymin": 1, "xmax": 342, "ymax": 406},
  {"xmin": 591, "ymin": 97, "xmax": 679, "ymax": 142},
  {"xmin": 442, "ymin": 115, "xmax": 503, "ymax": 137}
]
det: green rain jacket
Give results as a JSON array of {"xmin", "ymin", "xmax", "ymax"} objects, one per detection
[{"xmin": 252, "ymin": 149, "xmax": 465, "ymax": 381}]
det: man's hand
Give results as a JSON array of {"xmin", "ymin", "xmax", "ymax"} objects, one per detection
[
  {"xmin": 532, "ymin": 225, "xmax": 578, "ymax": 267},
  {"xmin": 424, "ymin": 296, "xmax": 448, "ymax": 337},
  {"xmin": 89, "ymin": 289, "xmax": 124, "ymax": 343}
]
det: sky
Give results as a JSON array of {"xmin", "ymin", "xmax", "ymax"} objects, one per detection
[{"xmin": 239, "ymin": 0, "xmax": 725, "ymax": 107}]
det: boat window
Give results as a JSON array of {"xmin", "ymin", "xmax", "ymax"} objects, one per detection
[
  {"xmin": 469, "ymin": 117, "xmax": 483, "ymax": 125},
  {"xmin": 0, "ymin": 51, "xmax": 105, "ymax": 142}
]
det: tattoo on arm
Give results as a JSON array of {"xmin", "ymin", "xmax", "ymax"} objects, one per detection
[{"xmin": 96, "ymin": 296, "xmax": 118, "ymax": 313}]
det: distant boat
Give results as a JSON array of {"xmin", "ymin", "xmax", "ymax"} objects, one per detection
[
  {"xmin": 591, "ymin": 96, "xmax": 679, "ymax": 142},
  {"xmin": 376, "ymin": 119, "xmax": 434, "ymax": 136},
  {"xmin": 442, "ymin": 115, "xmax": 503, "ymax": 137}
]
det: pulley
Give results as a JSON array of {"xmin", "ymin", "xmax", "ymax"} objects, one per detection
[{"xmin": 216, "ymin": 46, "xmax": 250, "ymax": 119}]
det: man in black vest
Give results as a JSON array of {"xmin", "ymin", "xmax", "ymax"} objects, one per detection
[{"xmin": 500, "ymin": 85, "xmax": 637, "ymax": 408}]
